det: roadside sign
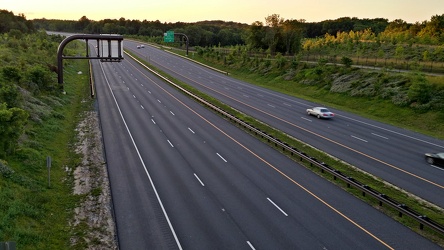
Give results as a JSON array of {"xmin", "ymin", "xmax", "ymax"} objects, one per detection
[
  {"xmin": 99, "ymin": 34, "xmax": 124, "ymax": 61},
  {"xmin": 164, "ymin": 31, "xmax": 174, "ymax": 42}
]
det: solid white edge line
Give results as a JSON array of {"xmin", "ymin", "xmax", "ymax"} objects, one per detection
[
  {"xmin": 267, "ymin": 197, "xmax": 288, "ymax": 217},
  {"xmin": 99, "ymin": 62, "xmax": 183, "ymax": 250},
  {"xmin": 193, "ymin": 173, "xmax": 205, "ymax": 186}
]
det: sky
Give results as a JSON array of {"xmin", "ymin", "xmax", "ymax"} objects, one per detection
[{"xmin": 1, "ymin": 0, "xmax": 443, "ymax": 24}]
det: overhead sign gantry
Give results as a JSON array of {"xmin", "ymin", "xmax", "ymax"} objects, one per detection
[
  {"xmin": 163, "ymin": 30, "xmax": 189, "ymax": 56},
  {"xmin": 57, "ymin": 34, "xmax": 124, "ymax": 91}
]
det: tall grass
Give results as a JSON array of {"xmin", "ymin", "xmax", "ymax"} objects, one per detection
[{"xmin": 0, "ymin": 58, "xmax": 91, "ymax": 249}]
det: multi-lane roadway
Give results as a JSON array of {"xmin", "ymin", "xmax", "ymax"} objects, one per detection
[
  {"xmin": 91, "ymin": 41, "xmax": 442, "ymax": 249},
  {"xmin": 125, "ymin": 40, "xmax": 444, "ymax": 209}
]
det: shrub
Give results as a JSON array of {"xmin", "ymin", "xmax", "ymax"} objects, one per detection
[
  {"xmin": 0, "ymin": 160, "xmax": 14, "ymax": 178},
  {"xmin": 408, "ymin": 81, "xmax": 433, "ymax": 104},
  {"xmin": 341, "ymin": 56, "xmax": 353, "ymax": 67}
]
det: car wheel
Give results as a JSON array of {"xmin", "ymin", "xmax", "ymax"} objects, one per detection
[
  {"xmin": 426, "ymin": 157, "xmax": 434, "ymax": 164},
  {"xmin": 317, "ymin": 114, "xmax": 321, "ymax": 119},
  {"xmin": 426, "ymin": 157, "xmax": 435, "ymax": 165}
]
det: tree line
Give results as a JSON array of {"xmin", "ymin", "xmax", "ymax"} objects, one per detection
[
  {"xmin": 31, "ymin": 13, "xmax": 444, "ymax": 55},
  {"xmin": 1, "ymin": 9, "xmax": 443, "ymax": 155}
]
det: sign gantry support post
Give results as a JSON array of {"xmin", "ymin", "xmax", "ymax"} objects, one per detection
[
  {"xmin": 175, "ymin": 33, "xmax": 189, "ymax": 56},
  {"xmin": 164, "ymin": 31, "xmax": 189, "ymax": 56},
  {"xmin": 57, "ymin": 34, "xmax": 124, "ymax": 91}
]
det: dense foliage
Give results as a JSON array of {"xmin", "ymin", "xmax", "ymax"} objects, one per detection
[
  {"xmin": 0, "ymin": 9, "xmax": 35, "ymax": 34},
  {"xmin": 0, "ymin": 11, "xmax": 95, "ymax": 249},
  {"xmin": 0, "ymin": 12, "xmax": 66, "ymax": 157},
  {"xmin": 33, "ymin": 13, "xmax": 444, "ymax": 54}
]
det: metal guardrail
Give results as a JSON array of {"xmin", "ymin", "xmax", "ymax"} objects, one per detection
[{"xmin": 125, "ymin": 51, "xmax": 444, "ymax": 236}]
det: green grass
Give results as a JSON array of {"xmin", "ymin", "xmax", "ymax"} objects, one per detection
[{"xmin": 0, "ymin": 58, "xmax": 92, "ymax": 249}]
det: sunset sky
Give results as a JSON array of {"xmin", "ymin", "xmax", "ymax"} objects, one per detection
[{"xmin": 1, "ymin": 0, "xmax": 442, "ymax": 24}]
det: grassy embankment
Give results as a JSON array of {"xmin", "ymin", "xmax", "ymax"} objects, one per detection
[
  {"xmin": 0, "ymin": 58, "xmax": 92, "ymax": 249},
  {"xmin": 172, "ymin": 47, "xmax": 444, "ymax": 139}
]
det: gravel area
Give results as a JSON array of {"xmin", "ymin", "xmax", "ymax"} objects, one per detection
[{"xmin": 72, "ymin": 110, "xmax": 118, "ymax": 249}]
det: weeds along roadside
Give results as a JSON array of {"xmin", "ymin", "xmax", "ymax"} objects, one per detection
[
  {"xmin": 0, "ymin": 55, "xmax": 93, "ymax": 249},
  {"xmin": 126, "ymin": 49, "xmax": 444, "ymax": 246}
]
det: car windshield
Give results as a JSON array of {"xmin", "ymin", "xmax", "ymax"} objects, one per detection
[{"xmin": 320, "ymin": 109, "xmax": 329, "ymax": 113}]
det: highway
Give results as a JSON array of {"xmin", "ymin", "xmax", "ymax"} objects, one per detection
[
  {"xmin": 125, "ymin": 40, "xmax": 444, "ymax": 208},
  {"xmin": 91, "ymin": 46, "xmax": 441, "ymax": 249}
]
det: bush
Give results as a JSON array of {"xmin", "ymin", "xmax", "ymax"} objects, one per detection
[
  {"xmin": 408, "ymin": 81, "xmax": 433, "ymax": 104},
  {"xmin": 341, "ymin": 56, "xmax": 353, "ymax": 67},
  {"xmin": 14, "ymin": 147, "xmax": 42, "ymax": 170},
  {"xmin": 0, "ymin": 160, "xmax": 14, "ymax": 178}
]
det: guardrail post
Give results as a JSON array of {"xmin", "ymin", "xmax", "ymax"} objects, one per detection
[{"xmin": 398, "ymin": 204, "xmax": 406, "ymax": 217}]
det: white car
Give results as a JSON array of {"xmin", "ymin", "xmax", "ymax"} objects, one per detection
[{"xmin": 306, "ymin": 107, "xmax": 335, "ymax": 119}]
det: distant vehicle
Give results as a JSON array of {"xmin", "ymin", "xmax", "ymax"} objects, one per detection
[
  {"xmin": 137, "ymin": 45, "xmax": 141, "ymax": 49},
  {"xmin": 306, "ymin": 107, "xmax": 335, "ymax": 119},
  {"xmin": 425, "ymin": 152, "xmax": 444, "ymax": 167},
  {"xmin": 140, "ymin": 44, "xmax": 145, "ymax": 48}
]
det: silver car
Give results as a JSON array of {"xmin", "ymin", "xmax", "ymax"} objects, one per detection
[{"xmin": 306, "ymin": 107, "xmax": 335, "ymax": 119}]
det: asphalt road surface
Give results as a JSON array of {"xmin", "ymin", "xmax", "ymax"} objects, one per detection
[
  {"xmin": 91, "ymin": 48, "xmax": 441, "ymax": 249},
  {"xmin": 125, "ymin": 40, "xmax": 444, "ymax": 209}
]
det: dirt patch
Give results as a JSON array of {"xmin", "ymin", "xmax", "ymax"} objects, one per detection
[{"xmin": 71, "ymin": 110, "xmax": 118, "ymax": 249}]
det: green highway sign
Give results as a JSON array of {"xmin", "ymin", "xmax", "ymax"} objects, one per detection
[{"xmin": 164, "ymin": 30, "xmax": 174, "ymax": 42}]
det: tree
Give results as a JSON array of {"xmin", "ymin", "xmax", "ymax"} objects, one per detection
[
  {"xmin": 282, "ymin": 19, "xmax": 305, "ymax": 55},
  {"xmin": 27, "ymin": 65, "xmax": 55, "ymax": 92},
  {"xmin": 247, "ymin": 21, "xmax": 266, "ymax": 50},
  {"xmin": 408, "ymin": 80, "xmax": 433, "ymax": 104},
  {"xmin": 264, "ymin": 14, "xmax": 284, "ymax": 55},
  {"xmin": 2, "ymin": 66, "xmax": 22, "ymax": 84},
  {"xmin": 341, "ymin": 56, "xmax": 353, "ymax": 67},
  {"xmin": 0, "ymin": 82, "xmax": 20, "ymax": 108},
  {"xmin": 0, "ymin": 103, "xmax": 28, "ymax": 156},
  {"xmin": 75, "ymin": 16, "xmax": 91, "ymax": 32},
  {"xmin": 418, "ymin": 14, "xmax": 444, "ymax": 44}
]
